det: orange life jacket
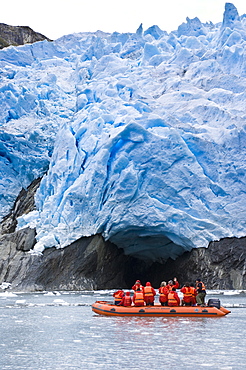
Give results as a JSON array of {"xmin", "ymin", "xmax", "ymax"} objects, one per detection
[
  {"xmin": 144, "ymin": 286, "xmax": 154, "ymax": 297},
  {"xmin": 190, "ymin": 287, "xmax": 196, "ymax": 296},
  {"xmin": 182, "ymin": 287, "xmax": 193, "ymax": 298},
  {"xmin": 196, "ymin": 282, "xmax": 206, "ymax": 291},
  {"xmin": 168, "ymin": 291, "xmax": 178, "ymax": 305},
  {"xmin": 134, "ymin": 291, "xmax": 144, "ymax": 305},
  {"xmin": 159, "ymin": 286, "xmax": 168, "ymax": 302},
  {"xmin": 159, "ymin": 287, "xmax": 168, "ymax": 297},
  {"xmin": 167, "ymin": 281, "xmax": 179, "ymax": 292},
  {"xmin": 124, "ymin": 295, "xmax": 132, "ymax": 306},
  {"xmin": 114, "ymin": 291, "xmax": 123, "ymax": 300},
  {"xmin": 167, "ymin": 285, "xmax": 175, "ymax": 292}
]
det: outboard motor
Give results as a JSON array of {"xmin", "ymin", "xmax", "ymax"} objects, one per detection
[{"xmin": 207, "ymin": 298, "xmax": 221, "ymax": 309}]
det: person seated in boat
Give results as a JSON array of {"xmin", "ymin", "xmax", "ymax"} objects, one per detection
[
  {"xmin": 143, "ymin": 282, "xmax": 156, "ymax": 306},
  {"xmin": 167, "ymin": 287, "xmax": 180, "ymax": 306},
  {"xmin": 166, "ymin": 277, "xmax": 179, "ymax": 292},
  {"xmin": 131, "ymin": 280, "xmax": 144, "ymax": 291},
  {"xmin": 133, "ymin": 287, "xmax": 145, "ymax": 306},
  {"xmin": 113, "ymin": 289, "xmax": 125, "ymax": 305},
  {"xmin": 158, "ymin": 281, "xmax": 169, "ymax": 306},
  {"xmin": 190, "ymin": 283, "xmax": 197, "ymax": 306},
  {"xmin": 180, "ymin": 283, "xmax": 193, "ymax": 306},
  {"xmin": 118, "ymin": 291, "xmax": 132, "ymax": 307},
  {"xmin": 196, "ymin": 279, "xmax": 206, "ymax": 306}
]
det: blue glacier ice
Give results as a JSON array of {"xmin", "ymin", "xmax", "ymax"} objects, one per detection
[{"xmin": 1, "ymin": 3, "xmax": 246, "ymax": 261}]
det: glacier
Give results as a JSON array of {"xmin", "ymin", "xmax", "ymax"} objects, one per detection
[{"xmin": 0, "ymin": 3, "xmax": 246, "ymax": 261}]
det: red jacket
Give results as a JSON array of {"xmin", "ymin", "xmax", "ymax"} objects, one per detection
[
  {"xmin": 167, "ymin": 291, "xmax": 180, "ymax": 306},
  {"xmin": 180, "ymin": 286, "xmax": 193, "ymax": 303},
  {"xmin": 119, "ymin": 294, "xmax": 132, "ymax": 307},
  {"xmin": 190, "ymin": 286, "xmax": 197, "ymax": 305},
  {"xmin": 166, "ymin": 280, "xmax": 179, "ymax": 292},
  {"xmin": 143, "ymin": 285, "xmax": 156, "ymax": 303},
  {"xmin": 113, "ymin": 290, "xmax": 124, "ymax": 304},
  {"xmin": 159, "ymin": 286, "xmax": 169, "ymax": 303},
  {"xmin": 132, "ymin": 284, "xmax": 144, "ymax": 291}
]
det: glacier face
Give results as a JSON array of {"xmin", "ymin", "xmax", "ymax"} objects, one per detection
[{"xmin": 1, "ymin": 3, "xmax": 246, "ymax": 261}]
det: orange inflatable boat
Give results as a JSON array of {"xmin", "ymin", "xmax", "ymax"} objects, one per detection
[{"xmin": 92, "ymin": 301, "xmax": 231, "ymax": 317}]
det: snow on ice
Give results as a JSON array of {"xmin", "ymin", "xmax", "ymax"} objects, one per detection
[{"xmin": 0, "ymin": 3, "xmax": 246, "ymax": 261}]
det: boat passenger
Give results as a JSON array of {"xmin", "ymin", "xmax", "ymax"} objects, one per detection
[
  {"xmin": 167, "ymin": 287, "xmax": 180, "ymax": 307},
  {"xmin": 166, "ymin": 277, "xmax": 179, "ymax": 292},
  {"xmin": 132, "ymin": 280, "xmax": 144, "ymax": 291},
  {"xmin": 196, "ymin": 279, "xmax": 206, "ymax": 306},
  {"xmin": 158, "ymin": 281, "xmax": 169, "ymax": 306},
  {"xmin": 143, "ymin": 282, "xmax": 156, "ymax": 306},
  {"xmin": 133, "ymin": 287, "xmax": 145, "ymax": 306},
  {"xmin": 190, "ymin": 283, "xmax": 197, "ymax": 305},
  {"xmin": 180, "ymin": 283, "xmax": 193, "ymax": 306},
  {"xmin": 113, "ymin": 289, "xmax": 125, "ymax": 305},
  {"xmin": 118, "ymin": 291, "xmax": 132, "ymax": 307}
]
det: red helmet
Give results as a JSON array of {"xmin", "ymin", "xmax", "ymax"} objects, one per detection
[{"xmin": 146, "ymin": 282, "xmax": 151, "ymax": 286}]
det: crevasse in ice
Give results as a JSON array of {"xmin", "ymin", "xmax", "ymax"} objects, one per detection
[{"xmin": 0, "ymin": 3, "xmax": 246, "ymax": 261}]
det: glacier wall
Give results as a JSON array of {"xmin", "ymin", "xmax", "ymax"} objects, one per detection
[{"xmin": 1, "ymin": 3, "xmax": 246, "ymax": 261}]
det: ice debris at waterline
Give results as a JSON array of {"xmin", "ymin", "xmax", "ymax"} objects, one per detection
[{"xmin": 0, "ymin": 3, "xmax": 246, "ymax": 261}]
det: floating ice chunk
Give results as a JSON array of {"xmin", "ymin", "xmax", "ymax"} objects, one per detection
[
  {"xmin": 53, "ymin": 299, "xmax": 68, "ymax": 305},
  {"xmin": 15, "ymin": 300, "xmax": 27, "ymax": 305},
  {"xmin": 0, "ymin": 282, "xmax": 11, "ymax": 290},
  {"xmin": 0, "ymin": 292, "xmax": 17, "ymax": 297}
]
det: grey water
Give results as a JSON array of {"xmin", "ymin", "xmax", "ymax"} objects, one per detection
[{"xmin": 0, "ymin": 290, "xmax": 246, "ymax": 370}]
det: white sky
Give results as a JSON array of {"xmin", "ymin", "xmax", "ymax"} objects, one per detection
[{"xmin": 1, "ymin": 0, "xmax": 246, "ymax": 40}]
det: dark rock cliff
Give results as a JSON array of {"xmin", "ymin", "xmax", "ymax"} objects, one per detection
[
  {"xmin": 148, "ymin": 237, "xmax": 246, "ymax": 290},
  {"xmin": 0, "ymin": 178, "xmax": 245, "ymax": 291},
  {"xmin": 0, "ymin": 23, "xmax": 51, "ymax": 49}
]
